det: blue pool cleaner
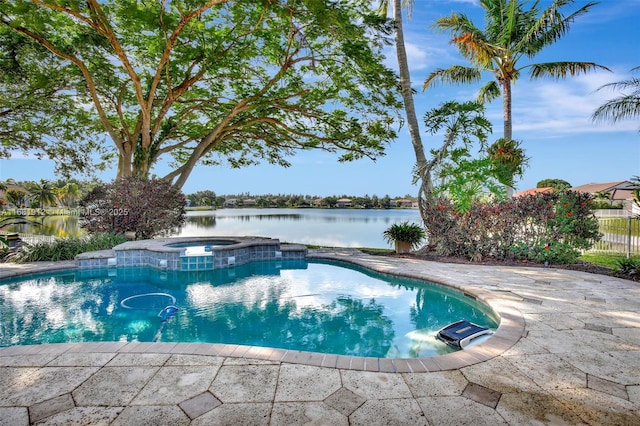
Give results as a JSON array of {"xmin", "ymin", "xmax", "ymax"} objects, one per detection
[
  {"xmin": 158, "ymin": 305, "xmax": 179, "ymax": 322},
  {"xmin": 154, "ymin": 305, "xmax": 179, "ymax": 342}
]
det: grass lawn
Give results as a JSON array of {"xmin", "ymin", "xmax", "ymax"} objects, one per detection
[{"xmin": 580, "ymin": 252, "xmax": 640, "ymax": 269}]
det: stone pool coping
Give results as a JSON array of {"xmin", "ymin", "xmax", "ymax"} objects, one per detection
[{"xmin": 0, "ymin": 247, "xmax": 524, "ymax": 372}]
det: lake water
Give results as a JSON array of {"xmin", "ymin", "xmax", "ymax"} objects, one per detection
[
  {"xmin": 178, "ymin": 208, "xmax": 422, "ymax": 248},
  {"xmin": 4, "ymin": 208, "xmax": 423, "ymax": 249}
]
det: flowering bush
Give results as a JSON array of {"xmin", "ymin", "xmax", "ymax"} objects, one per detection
[
  {"xmin": 80, "ymin": 177, "xmax": 186, "ymax": 239},
  {"xmin": 421, "ymin": 191, "xmax": 601, "ymax": 264}
]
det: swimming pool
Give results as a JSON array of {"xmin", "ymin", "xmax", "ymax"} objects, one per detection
[{"xmin": 0, "ymin": 259, "xmax": 499, "ymax": 358}]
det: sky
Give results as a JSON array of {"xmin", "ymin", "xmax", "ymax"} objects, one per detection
[{"xmin": 1, "ymin": 0, "xmax": 639, "ymax": 197}]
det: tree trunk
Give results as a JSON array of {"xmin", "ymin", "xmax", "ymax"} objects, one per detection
[
  {"xmin": 393, "ymin": 0, "xmax": 430, "ymax": 213},
  {"xmin": 502, "ymin": 79, "xmax": 515, "ymax": 197}
]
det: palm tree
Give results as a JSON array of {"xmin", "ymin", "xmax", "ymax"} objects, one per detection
[
  {"xmin": 28, "ymin": 179, "xmax": 58, "ymax": 210},
  {"xmin": 424, "ymin": 0, "xmax": 609, "ymax": 195},
  {"xmin": 58, "ymin": 182, "xmax": 80, "ymax": 208},
  {"xmin": 592, "ymin": 66, "xmax": 640, "ymax": 127},
  {"xmin": 5, "ymin": 189, "xmax": 26, "ymax": 208},
  {"xmin": 594, "ymin": 190, "xmax": 612, "ymax": 207},
  {"xmin": 377, "ymin": 1, "xmax": 432, "ymax": 214}
]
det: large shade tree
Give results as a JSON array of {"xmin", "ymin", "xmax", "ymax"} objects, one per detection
[
  {"xmin": 423, "ymin": 0, "xmax": 610, "ymax": 196},
  {"xmin": 0, "ymin": 0, "xmax": 401, "ymax": 188}
]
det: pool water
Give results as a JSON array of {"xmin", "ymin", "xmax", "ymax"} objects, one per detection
[{"xmin": 0, "ymin": 260, "xmax": 499, "ymax": 358}]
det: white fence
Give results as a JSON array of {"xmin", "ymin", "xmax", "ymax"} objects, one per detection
[
  {"xmin": 588, "ymin": 216, "xmax": 640, "ymax": 257},
  {"xmin": 0, "ymin": 232, "xmax": 57, "ymax": 246}
]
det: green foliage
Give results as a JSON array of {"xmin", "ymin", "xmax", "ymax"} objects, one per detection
[
  {"xmin": 422, "ymin": 191, "xmax": 601, "ymax": 264},
  {"xmin": 0, "ymin": 25, "xmax": 106, "ymax": 178},
  {"xmin": 487, "ymin": 138, "xmax": 528, "ymax": 188},
  {"xmin": 187, "ymin": 190, "xmax": 217, "ymax": 207},
  {"xmin": 382, "ymin": 221, "xmax": 426, "ymax": 250},
  {"xmin": 5, "ymin": 233, "xmax": 127, "ymax": 263},
  {"xmin": 79, "ymin": 177, "xmax": 186, "ymax": 239},
  {"xmin": 5, "ymin": 189, "xmax": 26, "ymax": 207},
  {"xmin": 612, "ymin": 257, "xmax": 640, "ymax": 278},
  {"xmin": 592, "ymin": 201, "xmax": 623, "ymax": 210},
  {"xmin": 27, "ymin": 179, "xmax": 58, "ymax": 209},
  {"xmin": 434, "ymin": 156, "xmax": 507, "ymax": 213},
  {"xmin": 537, "ymin": 179, "xmax": 571, "ymax": 190}
]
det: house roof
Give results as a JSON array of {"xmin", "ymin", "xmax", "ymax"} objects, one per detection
[
  {"xmin": 570, "ymin": 181, "xmax": 635, "ymax": 200},
  {"xmin": 513, "ymin": 187, "xmax": 553, "ymax": 197},
  {"xmin": 570, "ymin": 181, "xmax": 629, "ymax": 193}
]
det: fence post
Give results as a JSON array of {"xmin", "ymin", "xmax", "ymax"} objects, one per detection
[{"xmin": 628, "ymin": 216, "xmax": 632, "ymax": 259}]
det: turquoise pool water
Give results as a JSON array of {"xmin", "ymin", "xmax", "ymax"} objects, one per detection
[{"xmin": 0, "ymin": 260, "xmax": 499, "ymax": 358}]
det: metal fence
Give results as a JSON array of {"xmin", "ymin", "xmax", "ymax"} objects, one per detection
[
  {"xmin": 0, "ymin": 232, "xmax": 57, "ymax": 246},
  {"xmin": 589, "ymin": 216, "xmax": 640, "ymax": 257}
]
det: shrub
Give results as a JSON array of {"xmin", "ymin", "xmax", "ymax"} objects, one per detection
[
  {"xmin": 6, "ymin": 233, "xmax": 128, "ymax": 263},
  {"xmin": 612, "ymin": 257, "xmax": 640, "ymax": 278},
  {"xmin": 421, "ymin": 191, "xmax": 601, "ymax": 264},
  {"xmin": 79, "ymin": 177, "xmax": 186, "ymax": 239}
]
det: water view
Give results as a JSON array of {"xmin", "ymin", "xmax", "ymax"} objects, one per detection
[
  {"xmin": 179, "ymin": 208, "xmax": 422, "ymax": 248},
  {"xmin": 6, "ymin": 208, "xmax": 422, "ymax": 249}
]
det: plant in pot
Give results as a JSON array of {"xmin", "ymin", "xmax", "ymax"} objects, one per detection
[{"xmin": 382, "ymin": 221, "xmax": 426, "ymax": 254}]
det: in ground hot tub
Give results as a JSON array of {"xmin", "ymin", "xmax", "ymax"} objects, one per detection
[
  {"xmin": 165, "ymin": 240, "xmax": 236, "ymax": 257},
  {"xmin": 75, "ymin": 237, "xmax": 307, "ymax": 271},
  {"xmin": 164, "ymin": 240, "xmax": 236, "ymax": 249}
]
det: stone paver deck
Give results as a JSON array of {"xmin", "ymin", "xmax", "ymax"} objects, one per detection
[{"xmin": 1, "ymin": 248, "xmax": 639, "ymax": 425}]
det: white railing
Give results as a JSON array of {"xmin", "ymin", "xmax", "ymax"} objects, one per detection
[
  {"xmin": 593, "ymin": 209, "xmax": 632, "ymax": 217},
  {"xmin": 0, "ymin": 232, "xmax": 57, "ymax": 245},
  {"xmin": 588, "ymin": 216, "xmax": 640, "ymax": 257}
]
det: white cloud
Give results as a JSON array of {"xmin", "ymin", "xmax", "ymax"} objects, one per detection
[{"xmin": 506, "ymin": 70, "xmax": 639, "ymax": 137}]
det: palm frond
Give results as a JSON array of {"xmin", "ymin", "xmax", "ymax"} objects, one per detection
[
  {"xmin": 433, "ymin": 13, "xmax": 478, "ymax": 35},
  {"xmin": 528, "ymin": 62, "xmax": 611, "ymax": 80},
  {"xmin": 423, "ymin": 66, "xmax": 482, "ymax": 90},
  {"xmin": 596, "ymin": 78, "xmax": 640, "ymax": 95},
  {"xmin": 591, "ymin": 95, "xmax": 640, "ymax": 124},
  {"xmin": 433, "ymin": 13, "xmax": 494, "ymax": 65},
  {"xmin": 477, "ymin": 81, "xmax": 501, "ymax": 103},
  {"xmin": 520, "ymin": 1, "xmax": 598, "ymax": 55}
]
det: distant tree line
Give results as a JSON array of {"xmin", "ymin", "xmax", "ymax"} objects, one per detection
[
  {"xmin": 1, "ymin": 178, "xmax": 417, "ymax": 211},
  {"xmin": 186, "ymin": 191, "xmax": 418, "ymax": 209}
]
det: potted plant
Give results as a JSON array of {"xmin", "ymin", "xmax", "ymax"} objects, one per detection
[{"xmin": 382, "ymin": 221, "xmax": 426, "ymax": 254}]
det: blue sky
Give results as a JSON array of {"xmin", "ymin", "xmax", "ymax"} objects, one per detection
[{"xmin": 1, "ymin": 0, "xmax": 638, "ymax": 197}]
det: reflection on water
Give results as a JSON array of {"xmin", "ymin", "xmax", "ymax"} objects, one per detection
[
  {"xmin": 177, "ymin": 208, "xmax": 422, "ymax": 248},
  {"xmin": 187, "ymin": 215, "xmax": 217, "ymax": 229},
  {"xmin": 0, "ymin": 260, "xmax": 498, "ymax": 357},
  {"xmin": 2, "ymin": 215, "xmax": 84, "ymax": 238}
]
